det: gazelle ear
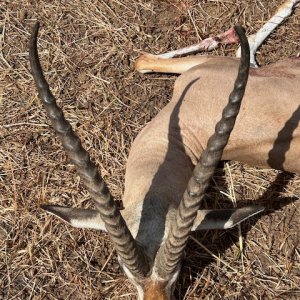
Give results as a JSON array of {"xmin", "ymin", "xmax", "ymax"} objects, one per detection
[
  {"xmin": 41, "ymin": 205, "xmax": 107, "ymax": 231},
  {"xmin": 192, "ymin": 206, "xmax": 264, "ymax": 231}
]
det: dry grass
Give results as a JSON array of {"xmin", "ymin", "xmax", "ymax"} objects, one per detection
[{"xmin": 1, "ymin": 0, "xmax": 299, "ymax": 299}]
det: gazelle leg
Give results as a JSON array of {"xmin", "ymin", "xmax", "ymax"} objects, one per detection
[
  {"xmin": 135, "ymin": 27, "xmax": 240, "ymax": 74},
  {"xmin": 135, "ymin": 54, "xmax": 223, "ymax": 74},
  {"xmin": 236, "ymin": 0, "xmax": 300, "ymax": 67}
]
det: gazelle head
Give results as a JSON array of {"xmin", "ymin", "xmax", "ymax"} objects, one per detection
[{"xmin": 29, "ymin": 23, "xmax": 263, "ymax": 299}]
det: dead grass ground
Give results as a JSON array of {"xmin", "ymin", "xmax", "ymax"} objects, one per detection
[{"xmin": 0, "ymin": 0, "xmax": 299, "ymax": 299}]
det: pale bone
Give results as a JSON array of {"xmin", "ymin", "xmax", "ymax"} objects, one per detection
[{"xmin": 29, "ymin": 1, "xmax": 299, "ymax": 299}]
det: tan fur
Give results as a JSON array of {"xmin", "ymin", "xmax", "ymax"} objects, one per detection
[
  {"xmin": 276, "ymin": 0, "xmax": 296, "ymax": 13},
  {"xmin": 135, "ymin": 54, "xmax": 217, "ymax": 74},
  {"xmin": 144, "ymin": 281, "xmax": 169, "ymax": 300}
]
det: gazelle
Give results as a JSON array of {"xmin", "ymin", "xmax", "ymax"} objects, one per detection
[{"xmin": 29, "ymin": 1, "xmax": 299, "ymax": 299}]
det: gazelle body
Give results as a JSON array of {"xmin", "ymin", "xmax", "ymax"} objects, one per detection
[{"xmin": 29, "ymin": 1, "xmax": 299, "ymax": 299}]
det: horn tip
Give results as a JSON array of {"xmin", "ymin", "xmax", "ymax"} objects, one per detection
[{"xmin": 33, "ymin": 21, "xmax": 40, "ymax": 32}]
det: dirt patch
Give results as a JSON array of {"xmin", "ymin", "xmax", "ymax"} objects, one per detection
[{"xmin": 1, "ymin": 1, "xmax": 299, "ymax": 299}]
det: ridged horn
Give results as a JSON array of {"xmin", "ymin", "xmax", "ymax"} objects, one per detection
[
  {"xmin": 29, "ymin": 22, "xmax": 149, "ymax": 278},
  {"xmin": 155, "ymin": 25, "xmax": 250, "ymax": 279}
]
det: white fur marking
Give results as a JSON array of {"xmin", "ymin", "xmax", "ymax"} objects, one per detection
[
  {"xmin": 70, "ymin": 216, "xmax": 106, "ymax": 231},
  {"xmin": 122, "ymin": 264, "xmax": 144, "ymax": 300},
  {"xmin": 224, "ymin": 219, "xmax": 234, "ymax": 229}
]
